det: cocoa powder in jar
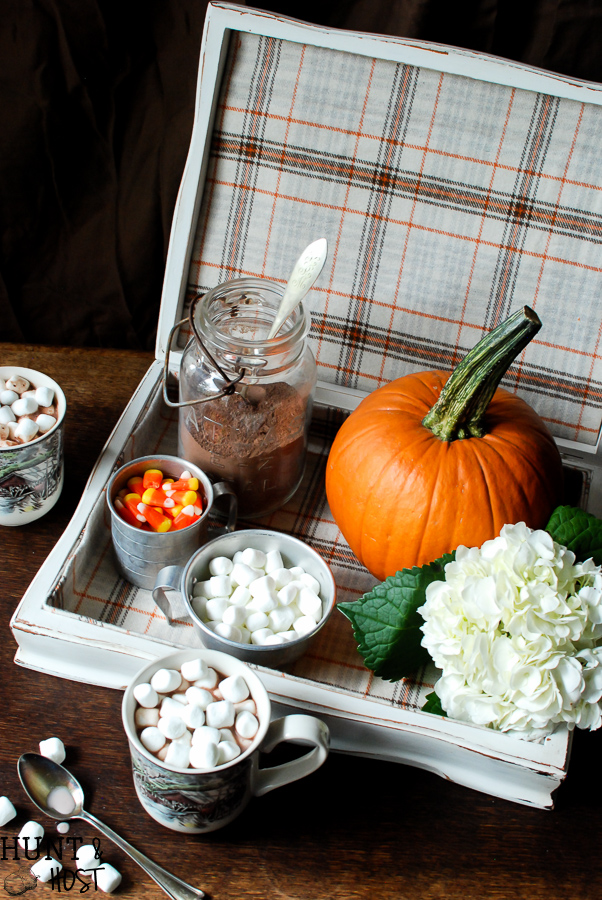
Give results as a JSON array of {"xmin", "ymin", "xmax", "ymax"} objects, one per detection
[{"xmin": 179, "ymin": 381, "xmax": 308, "ymax": 518}]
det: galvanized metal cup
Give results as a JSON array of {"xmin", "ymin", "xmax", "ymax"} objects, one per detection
[
  {"xmin": 107, "ymin": 455, "xmax": 237, "ymax": 604},
  {"xmin": 153, "ymin": 529, "xmax": 336, "ymax": 667}
]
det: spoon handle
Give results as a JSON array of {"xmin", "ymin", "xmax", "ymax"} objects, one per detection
[
  {"xmin": 267, "ymin": 237, "xmax": 327, "ymax": 339},
  {"xmin": 80, "ymin": 810, "xmax": 206, "ymax": 900}
]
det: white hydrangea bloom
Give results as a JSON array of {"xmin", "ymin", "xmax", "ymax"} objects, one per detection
[{"xmin": 418, "ymin": 522, "xmax": 602, "ymax": 739}]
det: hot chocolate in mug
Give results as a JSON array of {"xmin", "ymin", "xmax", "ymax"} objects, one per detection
[{"xmin": 121, "ymin": 649, "xmax": 330, "ymax": 833}]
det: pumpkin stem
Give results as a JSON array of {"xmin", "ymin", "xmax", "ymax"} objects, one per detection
[{"xmin": 422, "ymin": 306, "xmax": 541, "ymax": 441}]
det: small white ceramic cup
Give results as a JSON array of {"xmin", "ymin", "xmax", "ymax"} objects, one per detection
[
  {"xmin": 122, "ymin": 649, "xmax": 330, "ymax": 833},
  {"xmin": 0, "ymin": 366, "xmax": 66, "ymax": 526}
]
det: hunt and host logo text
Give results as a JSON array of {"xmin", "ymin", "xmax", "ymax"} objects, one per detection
[{"xmin": 2, "ymin": 837, "xmax": 104, "ymax": 894}]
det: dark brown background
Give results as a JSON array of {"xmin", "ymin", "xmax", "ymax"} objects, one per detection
[{"xmin": 2, "ymin": 1, "xmax": 601, "ymax": 350}]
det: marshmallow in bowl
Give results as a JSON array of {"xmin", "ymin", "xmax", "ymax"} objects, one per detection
[{"xmin": 191, "ymin": 547, "xmax": 324, "ymax": 646}]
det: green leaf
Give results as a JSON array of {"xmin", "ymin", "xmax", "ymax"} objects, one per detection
[
  {"xmin": 422, "ymin": 691, "xmax": 446, "ymax": 717},
  {"xmin": 546, "ymin": 505, "xmax": 602, "ymax": 565},
  {"xmin": 337, "ymin": 553, "xmax": 454, "ymax": 682}
]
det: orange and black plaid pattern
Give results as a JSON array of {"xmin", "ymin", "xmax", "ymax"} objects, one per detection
[{"xmin": 188, "ymin": 33, "xmax": 602, "ymax": 446}]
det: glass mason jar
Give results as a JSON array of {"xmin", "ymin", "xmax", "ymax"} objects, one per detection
[{"xmin": 176, "ymin": 278, "xmax": 317, "ymax": 519}]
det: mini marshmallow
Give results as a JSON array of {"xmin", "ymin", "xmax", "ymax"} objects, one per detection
[
  {"xmin": 289, "ymin": 566, "xmax": 306, "ymax": 578},
  {"xmin": 189, "ymin": 741, "xmax": 219, "ymax": 769},
  {"xmin": 217, "ymin": 741, "xmax": 241, "ymax": 764},
  {"xmin": 249, "ymin": 574, "xmax": 276, "ymax": 597},
  {"xmin": 237, "ymin": 627, "xmax": 252, "ymax": 644},
  {"xmin": 193, "ymin": 667, "xmax": 219, "ymax": 689},
  {"xmin": 0, "ymin": 796, "xmax": 16, "ymax": 826},
  {"xmin": 174, "ymin": 729, "xmax": 192, "ymax": 746},
  {"xmin": 165, "ymin": 741, "xmax": 191, "ymax": 768},
  {"xmin": 75, "ymin": 845, "xmax": 103, "ymax": 870},
  {"xmin": 135, "ymin": 707, "xmax": 160, "ymax": 728},
  {"xmin": 0, "ymin": 390, "xmax": 18, "ymax": 406},
  {"xmin": 263, "ymin": 634, "xmax": 287, "ymax": 645},
  {"xmin": 180, "ymin": 657, "xmax": 209, "ymax": 682},
  {"xmin": 300, "ymin": 573, "xmax": 321, "ymax": 594},
  {"xmin": 219, "ymin": 675, "xmax": 250, "ymax": 703},
  {"xmin": 150, "ymin": 667, "xmax": 182, "ymax": 693},
  {"xmin": 206, "ymin": 596, "xmax": 229, "ymax": 621},
  {"xmin": 133, "ymin": 682, "xmax": 159, "ymax": 708},
  {"xmin": 294, "ymin": 615, "xmax": 318, "ymax": 637},
  {"xmin": 213, "ymin": 622, "xmax": 243, "ymax": 642},
  {"xmin": 247, "ymin": 591, "xmax": 278, "ymax": 614},
  {"xmin": 265, "ymin": 549, "xmax": 284, "ymax": 572},
  {"xmin": 157, "ymin": 715, "xmax": 187, "ymax": 740},
  {"xmin": 251, "ymin": 627, "xmax": 274, "ymax": 645},
  {"xmin": 170, "ymin": 691, "xmax": 188, "ymax": 705},
  {"xmin": 0, "ymin": 406, "xmax": 16, "ymax": 424},
  {"xmin": 277, "ymin": 584, "xmax": 299, "ymax": 606},
  {"xmin": 276, "ymin": 630, "xmax": 298, "ymax": 643},
  {"xmin": 94, "ymin": 862, "xmax": 122, "ymax": 893},
  {"xmin": 182, "ymin": 703, "xmax": 205, "ymax": 729},
  {"xmin": 235, "ymin": 698, "xmax": 257, "ymax": 714},
  {"xmin": 208, "ymin": 574, "xmax": 232, "ymax": 597},
  {"xmin": 36, "ymin": 413, "xmax": 56, "ymax": 433},
  {"xmin": 269, "ymin": 567, "xmax": 293, "ymax": 589},
  {"xmin": 186, "ymin": 686, "xmax": 213, "ymax": 709},
  {"xmin": 18, "ymin": 821, "xmax": 44, "ymax": 850},
  {"xmin": 191, "ymin": 725, "xmax": 221, "ymax": 745},
  {"xmin": 229, "ymin": 585, "xmax": 252, "ymax": 607},
  {"xmin": 240, "ymin": 548, "xmax": 267, "ymax": 569},
  {"xmin": 31, "ymin": 857, "xmax": 62, "ymax": 883},
  {"xmin": 205, "ymin": 699, "xmax": 235, "ymax": 729},
  {"xmin": 192, "ymin": 581, "xmax": 211, "ymax": 598},
  {"xmin": 12, "ymin": 396, "xmax": 38, "ymax": 417},
  {"xmin": 208, "ymin": 556, "xmax": 233, "ymax": 576},
  {"xmin": 39, "ymin": 737, "xmax": 66, "ymax": 764},
  {"xmin": 160, "ymin": 696, "xmax": 187, "ymax": 718},
  {"xmin": 6, "ymin": 374, "xmax": 29, "ymax": 394},
  {"xmin": 297, "ymin": 588, "xmax": 323, "ymax": 620},
  {"xmin": 14, "ymin": 418, "xmax": 39, "ymax": 442},
  {"xmin": 235, "ymin": 710, "xmax": 259, "ymax": 739},
  {"xmin": 139, "ymin": 726, "xmax": 166, "ymax": 752},
  {"xmin": 222, "ymin": 605, "xmax": 247, "ymax": 628},
  {"xmin": 191, "ymin": 597, "xmax": 207, "ymax": 619},
  {"xmin": 57, "ymin": 822, "xmax": 70, "ymax": 834},
  {"xmin": 231, "ymin": 562, "xmax": 259, "ymax": 588},
  {"xmin": 268, "ymin": 606, "xmax": 295, "ymax": 633},
  {"xmin": 245, "ymin": 611, "xmax": 269, "ymax": 633},
  {"xmin": 35, "ymin": 386, "xmax": 54, "ymax": 407},
  {"xmin": 0, "ymin": 424, "xmax": 9, "ymax": 440}
]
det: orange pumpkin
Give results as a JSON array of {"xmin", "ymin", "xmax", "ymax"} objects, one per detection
[{"xmin": 325, "ymin": 307, "xmax": 563, "ymax": 580}]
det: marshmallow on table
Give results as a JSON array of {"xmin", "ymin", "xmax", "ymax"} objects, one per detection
[
  {"xmin": 0, "ymin": 796, "xmax": 17, "ymax": 826},
  {"xmin": 39, "ymin": 736, "xmax": 66, "ymax": 764},
  {"xmin": 75, "ymin": 844, "xmax": 103, "ymax": 870},
  {"xmin": 31, "ymin": 857, "xmax": 62, "ymax": 883},
  {"xmin": 94, "ymin": 862, "xmax": 122, "ymax": 893},
  {"xmin": 18, "ymin": 821, "xmax": 44, "ymax": 849},
  {"xmin": 57, "ymin": 822, "xmax": 70, "ymax": 834}
]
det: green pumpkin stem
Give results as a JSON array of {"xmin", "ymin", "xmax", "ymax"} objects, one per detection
[{"xmin": 422, "ymin": 306, "xmax": 541, "ymax": 441}]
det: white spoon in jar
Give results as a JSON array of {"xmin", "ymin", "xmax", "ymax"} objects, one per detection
[{"xmin": 267, "ymin": 238, "xmax": 328, "ymax": 339}]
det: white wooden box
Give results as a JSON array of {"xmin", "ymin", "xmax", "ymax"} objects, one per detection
[{"xmin": 12, "ymin": 2, "xmax": 602, "ymax": 809}]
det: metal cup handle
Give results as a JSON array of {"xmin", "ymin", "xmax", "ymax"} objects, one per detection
[{"xmin": 152, "ymin": 481, "xmax": 237, "ymax": 624}]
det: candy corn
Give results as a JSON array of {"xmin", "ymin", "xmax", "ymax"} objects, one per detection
[{"xmin": 113, "ymin": 466, "xmax": 204, "ymax": 533}]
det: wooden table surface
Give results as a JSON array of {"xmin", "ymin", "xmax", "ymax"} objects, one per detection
[{"xmin": 2, "ymin": 342, "xmax": 602, "ymax": 900}]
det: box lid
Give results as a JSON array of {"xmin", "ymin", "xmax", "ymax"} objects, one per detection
[{"xmin": 157, "ymin": 1, "xmax": 602, "ymax": 472}]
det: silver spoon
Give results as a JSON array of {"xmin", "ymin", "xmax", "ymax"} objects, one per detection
[
  {"xmin": 18, "ymin": 753, "xmax": 206, "ymax": 900},
  {"xmin": 267, "ymin": 238, "xmax": 328, "ymax": 339}
]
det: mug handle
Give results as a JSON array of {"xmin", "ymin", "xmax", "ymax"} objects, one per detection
[
  {"xmin": 211, "ymin": 481, "xmax": 238, "ymax": 533},
  {"xmin": 153, "ymin": 566, "xmax": 188, "ymax": 623},
  {"xmin": 253, "ymin": 714, "xmax": 330, "ymax": 797}
]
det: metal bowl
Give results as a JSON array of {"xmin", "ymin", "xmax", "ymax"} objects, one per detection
[{"xmin": 181, "ymin": 529, "xmax": 336, "ymax": 667}]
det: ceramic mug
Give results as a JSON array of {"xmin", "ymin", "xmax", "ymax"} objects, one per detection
[
  {"xmin": 121, "ymin": 649, "xmax": 330, "ymax": 833},
  {"xmin": 0, "ymin": 366, "xmax": 67, "ymax": 526}
]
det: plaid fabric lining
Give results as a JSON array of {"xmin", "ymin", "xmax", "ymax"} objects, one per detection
[
  {"xmin": 184, "ymin": 33, "xmax": 602, "ymax": 445},
  {"xmin": 48, "ymin": 380, "xmax": 437, "ymax": 713}
]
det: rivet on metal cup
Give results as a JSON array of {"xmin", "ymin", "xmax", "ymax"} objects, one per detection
[{"xmin": 106, "ymin": 455, "xmax": 237, "ymax": 618}]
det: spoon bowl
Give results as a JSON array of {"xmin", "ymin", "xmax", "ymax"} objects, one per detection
[
  {"xmin": 18, "ymin": 753, "xmax": 206, "ymax": 900},
  {"xmin": 267, "ymin": 237, "xmax": 327, "ymax": 339}
]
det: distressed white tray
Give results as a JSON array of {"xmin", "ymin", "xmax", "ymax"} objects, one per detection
[{"xmin": 13, "ymin": 1, "xmax": 602, "ymax": 809}]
